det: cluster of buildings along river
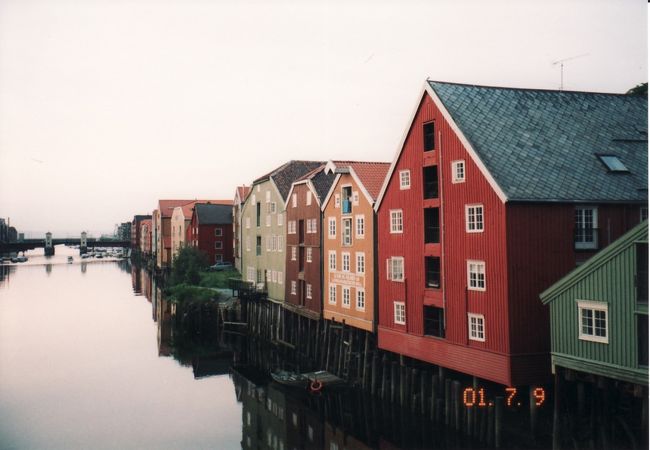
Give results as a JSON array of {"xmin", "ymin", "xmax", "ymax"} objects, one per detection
[{"xmin": 127, "ymin": 80, "xmax": 648, "ymax": 445}]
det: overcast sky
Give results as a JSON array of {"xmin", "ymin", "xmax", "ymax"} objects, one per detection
[{"xmin": 0, "ymin": 0, "xmax": 647, "ymax": 237}]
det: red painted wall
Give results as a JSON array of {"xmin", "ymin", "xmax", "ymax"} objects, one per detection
[
  {"xmin": 285, "ymin": 182, "xmax": 323, "ymax": 317},
  {"xmin": 187, "ymin": 214, "xmax": 234, "ymax": 265}
]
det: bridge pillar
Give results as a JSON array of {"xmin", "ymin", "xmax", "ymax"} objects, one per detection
[
  {"xmin": 44, "ymin": 232, "xmax": 54, "ymax": 256},
  {"xmin": 80, "ymin": 231, "xmax": 88, "ymax": 255}
]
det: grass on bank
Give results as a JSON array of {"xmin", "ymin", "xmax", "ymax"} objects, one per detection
[{"xmin": 199, "ymin": 269, "xmax": 241, "ymax": 289}]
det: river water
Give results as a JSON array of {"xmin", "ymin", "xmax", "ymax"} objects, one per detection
[{"xmin": 0, "ymin": 246, "xmax": 241, "ymax": 450}]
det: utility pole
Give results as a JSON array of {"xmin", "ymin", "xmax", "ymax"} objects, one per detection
[{"xmin": 552, "ymin": 53, "xmax": 589, "ymax": 90}]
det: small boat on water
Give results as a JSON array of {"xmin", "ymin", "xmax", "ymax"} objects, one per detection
[
  {"xmin": 270, "ymin": 370, "xmax": 345, "ymax": 391},
  {"xmin": 67, "ymin": 256, "xmax": 73, "ymax": 263},
  {"xmin": 11, "ymin": 256, "xmax": 28, "ymax": 263}
]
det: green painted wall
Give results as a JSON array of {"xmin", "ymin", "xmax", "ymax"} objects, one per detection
[
  {"xmin": 543, "ymin": 222, "xmax": 648, "ymax": 385},
  {"xmin": 241, "ymin": 180, "xmax": 286, "ymax": 302}
]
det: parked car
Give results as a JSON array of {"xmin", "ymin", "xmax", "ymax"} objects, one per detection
[{"xmin": 208, "ymin": 261, "xmax": 233, "ymax": 272}]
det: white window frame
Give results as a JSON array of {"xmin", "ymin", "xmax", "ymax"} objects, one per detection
[
  {"xmin": 272, "ymin": 270, "xmax": 277, "ymax": 283},
  {"xmin": 266, "ymin": 191, "xmax": 271, "ymax": 203},
  {"xmin": 577, "ymin": 300, "xmax": 609, "ymax": 344},
  {"xmin": 356, "ymin": 288, "xmax": 365, "ymax": 311},
  {"xmin": 399, "ymin": 170, "xmax": 411, "ymax": 190},
  {"xmin": 468, "ymin": 313, "xmax": 485, "ymax": 342},
  {"xmin": 291, "ymin": 281, "xmax": 297, "ymax": 295},
  {"xmin": 245, "ymin": 236, "xmax": 251, "ymax": 252},
  {"xmin": 277, "ymin": 213, "xmax": 283, "ymax": 226},
  {"xmin": 306, "ymin": 284, "xmax": 312, "ymax": 299},
  {"xmin": 269, "ymin": 202, "xmax": 277, "ymax": 214},
  {"xmin": 215, "ymin": 241, "xmax": 223, "ymax": 250},
  {"xmin": 342, "ymin": 252, "xmax": 351, "ymax": 272},
  {"xmin": 394, "ymin": 301, "xmax": 406, "ymax": 325},
  {"xmin": 277, "ymin": 271, "xmax": 283, "ymax": 285},
  {"xmin": 291, "ymin": 246, "xmax": 297, "ymax": 261},
  {"xmin": 575, "ymin": 206, "xmax": 599, "ymax": 250},
  {"xmin": 329, "ymin": 284, "xmax": 337, "ymax": 305},
  {"xmin": 328, "ymin": 217, "xmax": 336, "ymax": 239},
  {"xmin": 292, "ymin": 193, "xmax": 297, "ymax": 208},
  {"xmin": 467, "ymin": 260, "xmax": 486, "ymax": 291},
  {"xmin": 355, "ymin": 215, "xmax": 365, "ymax": 238},
  {"xmin": 452, "ymin": 160, "xmax": 466, "ymax": 183},
  {"xmin": 306, "ymin": 247, "xmax": 312, "ymax": 263},
  {"xmin": 329, "ymin": 251, "xmax": 336, "ymax": 270},
  {"xmin": 215, "ymin": 227, "xmax": 223, "ymax": 237},
  {"xmin": 266, "ymin": 214, "xmax": 271, "ymax": 227},
  {"xmin": 342, "ymin": 287, "xmax": 351, "ymax": 308},
  {"xmin": 465, "ymin": 204, "xmax": 484, "ymax": 233},
  {"xmin": 356, "ymin": 252, "xmax": 365, "ymax": 274},
  {"xmin": 389, "ymin": 257, "xmax": 404, "ymax": 282},
  {"xmin": 306, "ymin": 191, "xmax": 312, "ymax": 206},
  {"xmin": 215, "ymin": 254, "xmax": 223, "ymax": 263},
  {"xmin": 342, "ymin": 217, "xmax": 353, "ymax": 246},
  {"xmin": 390, "ymin": 210, "xmax": 403, "ymax": 234},
  {"xmin": 277, "ymin": 235, "xmax": 283, "ymax": 252},
  {"xmin": 288, "ymin": 220, "xmax": 296, "ymax": 234},
  {"xmin": 335, "ymin": 194, "xmax": 340, "ymax": 208}
]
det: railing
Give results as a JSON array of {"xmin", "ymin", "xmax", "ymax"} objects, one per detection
[{"xmin": 574, "ymin": 227, "xmax": 599, "ymax": 250}]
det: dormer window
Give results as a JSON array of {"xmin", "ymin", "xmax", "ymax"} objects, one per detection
[{"xmin": 597, "ymin": 155, "xmax": 629, "ymax": 172}]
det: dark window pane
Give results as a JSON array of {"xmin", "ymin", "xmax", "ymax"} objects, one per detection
[
  {"xmin": 423, "ymin": 122, "xmax": 435, "ymax": 151},
  {"xmin": 424, "ymin": 208, "xmax": 439, "ymax": 244},
  {"xmin": 424, "ymin": 306, "xmax": 444, "ymax": 338},
  {"xmin": 425, "ymin": 257, "xmax": 440, "ymax": 288},
  {"xmin": 423, "ymin": 166, "xmax": 438, "ymax": 199}
]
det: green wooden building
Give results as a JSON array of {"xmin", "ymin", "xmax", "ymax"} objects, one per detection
[{"xmin": 540, "ymin": 220, "xmax": 648, "ymax": 386}]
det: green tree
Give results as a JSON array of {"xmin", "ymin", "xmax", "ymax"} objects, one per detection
[
  {"xmin": 626, "ymin": 82, "xmax": 647, "ymax": 96},
  {"xmin": 170, "ymin": 245, "xmax": 209, "ymax": 286}
]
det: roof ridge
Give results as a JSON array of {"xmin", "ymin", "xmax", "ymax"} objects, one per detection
[{"xmin": 427, "ymin": 79, "xmax": 642, "ymax": 97}]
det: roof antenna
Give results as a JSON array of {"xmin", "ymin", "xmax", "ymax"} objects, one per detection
[{"xmin": 552, "ymin": 53, "xmax": 589, "ymax": 90}]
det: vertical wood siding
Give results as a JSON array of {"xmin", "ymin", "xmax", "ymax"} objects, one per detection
[{"xmin": 285, "ymin": 183, "xmax": 323, "ymax": 316}]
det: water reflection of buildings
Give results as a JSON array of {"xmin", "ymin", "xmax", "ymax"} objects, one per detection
[
  {"xmin": 0, "ymin": 265, "xmax": 13, "ymax": 284},
  {"xmin": 45, "ymin": 264, "xmax": 52, "ymax": 276}
]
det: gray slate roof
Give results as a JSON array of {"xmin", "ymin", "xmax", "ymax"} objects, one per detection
[
  {"xmin": 255, "ymin": 160, "xmax": 324, "ymax": 201},
  {"xmin": 195, "ymin": 203, "xmax": 232, "ymax": 225},
  {"xmin": 310, "ymin": 168, "xmax": 337, "ymax": 201},
  {"xmin": 428, "ymin": 81, "xmax": 648, "ymax": 202}
]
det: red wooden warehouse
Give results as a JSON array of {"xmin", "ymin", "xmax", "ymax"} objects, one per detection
[
  {"xmin": 284, "ymin": 164, "xmax": 336, "ymax": 320},
  {"xmin": 375, "ymin": 81, "xmax": 648, "ymax": 386},
  {"xmin": 187, "ymin": 203, "xmax": 234, "ymax": 264}
]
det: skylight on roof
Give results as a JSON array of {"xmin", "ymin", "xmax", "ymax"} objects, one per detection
[{"xmin": 597, "ymin": 155, "xmax": 629, "ymax": 172}]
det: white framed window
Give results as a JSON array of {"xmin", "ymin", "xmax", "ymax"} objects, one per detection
[
  {"xmin": 291, "ymin": 281, "xmax": 297, "ymax": 295},
  {"xmin": 245, "ymin": 217, "xmax": 251, "ymax": 229},
  {"xmin": 292, "ymin": 193, "xmax": 297, "ymax": 208},
  {"xmin": 277, "ymin": 271, "xmax": 283, "ymax": 285},
  {"xmin": 246, "ymin": 236, "xmax": 251, "ymax": 252},
  {"xmin": 215, "ymin": 241, "xmax": 223, "ymax": 250},
  {"xmin": 387, "ymin": 257, "xmax": 404, "ymax": 281},
  {"xmin": 335, "ymin": 194, "xmax": 340, "ymax": 208},
  {"xmin": 356, "ymin": 288, "xmax": 365, "ymax": 311},
  {"xmin": 288, "ymin": 221, "xmax": 296, "ymax": 234},
  {"xmin": 577, "ymin": 300, "xmax": 608, "ymax": 343},
  {"xmin": 306, "ymin": 284, "xmax": 312, "ymax": 299},
  {"xmin": 329, "ymin": 251, "xmax": 336, "ymax": 270},
  {"xmin": 271, "ymin": 235, "xmax": 277, "ymax": 252},
  {"xmin": 306, "ymin": 191, "xmax": 312, "ymax": 206},
  {"xmin": 266, "ymin": 191, "xmax": 271, "ymax": 203},
  {"xmin": 328, "ymin": 217, "xmax": 336, "ymax": 239},
  {"xmin": 356, "ymin": 252, "xmax": 365, "ymax": 274},
  {"xmin": 575, "ymin": 207, "xmax": 598, "ymax": 250},
  {"xmin": 467, "ymin": 260, "xmax": 486, "ymax": 291},
  {"xmin": 215, "ymin": 227, "xmax": 223, "ymax": 237},
  {"xmin": 306, "ymin": 247, "xmax": 312, "ymax": 263},
  {"xmin": 342, "ymin": 252, "xmax": 350, "ymax": 272},
  {"xmin": 269, "ymin": 202, "xmax": 277, "ymax": 214},
  {"xmin": 468, "ymin": 313, "xmax": 485, "ymax": 341},
  {"xmin": 394, "ymin": 301, "xmax": 406, "ymax": 325},
  {"xmin": 342, "ymin": 287, "xmax": 351, "ymax": 308},
  {"xmin": 272, "ymin": 270, "xmax": 277, "ymax": 283},
  {"xmin": 247, "ymin": 266, "xmax": 255, "ymax": 282},
  {"xmin": 311, "ymin": 218, "xmax": 318, "ymax": 234},
  {"xmin": 329, "ymin": 285, "xmax": 337, "ymax": 305},
  {"xmin": 277, "ymin": 213, "xmax": 283, "ymax": 226},
  {"xmin": 399, "ymin": 170, "xmax": 411, "ymax": 190},
  {"xmin": 342, "ymin": 218, "xmax": 352, "ymax": 246},
  {"xmin": 452, "ymin": 160, "xmax": 465, "ymax": 183},
  {"xmin": 266, "ymin": 214, "xmax": 271, "ymax": 227},
  {"xmin": 355, "ymin": 215, "xmax": 365, "ymax": 238},
  {"xmin": 291, "ymin": 246, "xmax": 297, "ymax": 261},
  {"xmin": 465, "ymin": 204, "xmax": 484, "ymax": 232},
  {"xmin": 215, "ymin": 254, "xmax": 223, "ymax": 262},
  {"xmin": 266, "ymin": 236, "xmax": 271, "ymax": 251},
  {"xmin": 278, "ymin": 235, "xmax": 283, "ymax": 251},
  {"xmin": 390, "ymin": 210, "xmax": 403, "ymax": 233},
  {"xmin": 266, "ymin": 270, "xmax": 272, "ymax": 282},
  {"xmin": 352, "ymin": 192, "xmax": 359, "ymax": 206}
]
